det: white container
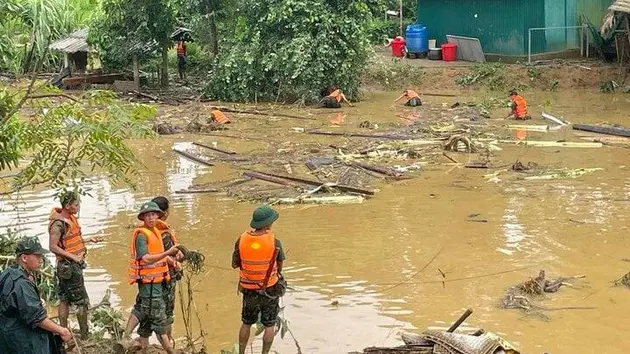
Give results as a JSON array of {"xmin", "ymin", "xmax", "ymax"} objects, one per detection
[{"xmin": 428, "ymin": 39, "xmax": 437, "ymax": 49}]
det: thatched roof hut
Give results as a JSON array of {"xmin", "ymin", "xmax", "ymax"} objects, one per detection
[{"xmin": 602, "ymin": 0, "xmax": 630, "ymax": 34}]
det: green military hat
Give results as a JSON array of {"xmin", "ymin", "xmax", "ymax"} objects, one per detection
[
  {"xmin": 137, "ymin": 201, "xmax": 164, "ymax": 220},
  {"xmin": 15, "ymin": 237, "xmax": 48, "ymax": 256},
  {"xmin": 250, "ymin": 205, "xmax": 279, "ymax": 229}
]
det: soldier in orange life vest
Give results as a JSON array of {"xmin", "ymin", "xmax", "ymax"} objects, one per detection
[
  {"xmin": 210, "ymin": 109, "xmax": 231, "ymax": 124},
  {"xmin": 232, "ymin": 205, "xmax": 286, "ymax": 354},
  {"xmin": 508, "ymin": 90, "xmax": 530, "ymax": 120},
  {"xmin": 394, "ymin": 89, "xmax": 422, "ymax": 107},
  {"xmin": 321, "ymin": 85, "xmax": 354, "ymax": 108},
  {"xmin": 123, "ymin": 201, "xmax": 180, "ymax": 354},
  {"xmin": 48, "ymin": 190, "xmax": 102, "ymax": 339},
  {"xmin": 176, "ymin": 40, "xmax": 187, "ymax": 81},
  {"xmin": 151, "ymin": 196, "xmax": 184, "ymax": 347}
]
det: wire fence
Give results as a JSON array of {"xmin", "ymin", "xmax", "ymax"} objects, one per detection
[{"xmin": 528, "ymin": 25, "xmax": 589, "ymax": 63}]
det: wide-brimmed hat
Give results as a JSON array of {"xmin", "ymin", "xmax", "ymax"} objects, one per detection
[
  {"xmin": 250, "ymin": 205, "xmax": 279, "ymax": 229},
  {"xmin": 137, "ymin": 201, "xmax": 165, "ymax": 220},
  {"xmin": 15, "ymin": 237, "xmax": 49, "ymax": 256}
]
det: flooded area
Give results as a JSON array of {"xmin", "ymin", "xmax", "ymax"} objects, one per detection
[{"xmin": 3, "ymin": 89, "xmax": 630, "ymax": 353}]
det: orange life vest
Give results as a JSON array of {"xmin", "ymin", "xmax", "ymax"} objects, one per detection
[
  {"xmin": 128, "ymin": 226, "xmax": 171, "ymax": 284},
  {"xmin": 238, "ymin": 230, "xmax": 279, "ymax": 290},
  {"xmin": 405, "ymin": 90, "xmax": 420, "ymax": 100},
  {"xmin": 48, "ymin": 208, "xmax": 85, "ymax": 261},
  {"xmin": 512, "ymin": 95, "xmax": 528, "ymax": 118},
  {"xmin": 328, "ymin": 89, "xmax": 342, "ymax": 102},
  {"xmin": 211, "ymin": 109, "xmax": 231, "ymax": 124},
  {"xmin": 176, "ymin": 42, "xmax": 186, "ymax": 57}
]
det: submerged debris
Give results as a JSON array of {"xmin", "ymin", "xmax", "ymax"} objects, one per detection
[
  {"xmin": 153, "ymin": 122, "xmax": 181, "ymax": 135},
  {"xmin": 501, "ymin": 270, "xmax": 588, "ymax": 319},
  {"xmin": 358, "ymin": 309, "xmax": 520, "ymax": 354}
]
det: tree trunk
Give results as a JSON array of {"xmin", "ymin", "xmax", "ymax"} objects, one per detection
[
  {"xmin": 161, "ymin": 46, "xmax": 169, "ymax": 87},
  {"xmin": 209, "ymin": 10, "xmax": 219, "ymax": 57},
  {"xmin": 133, "ymin": 55, "xmax": 140, "ymax": 85}
]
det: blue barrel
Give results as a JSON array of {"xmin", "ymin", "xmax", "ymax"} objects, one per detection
[{"xmin": 405, "ymin": 24, "xmax": 428, "ymax": 54}]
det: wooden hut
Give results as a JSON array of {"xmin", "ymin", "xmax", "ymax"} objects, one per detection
[{"xmin": 49, "ymin": 28, "xmax": 89, "ymax": 73}]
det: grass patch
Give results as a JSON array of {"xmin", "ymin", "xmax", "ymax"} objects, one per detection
[{"xmin": 362, "ymin": 55, "xmax": 424, "ymax": 90}]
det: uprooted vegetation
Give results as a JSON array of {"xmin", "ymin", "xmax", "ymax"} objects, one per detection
[
  {"xmin": 501, "ymin": 270, "xmax": 589, "ymax": 320},
  {"xmin": 455, "ymin": 63, "xmax": 526, "ymax": 91}
]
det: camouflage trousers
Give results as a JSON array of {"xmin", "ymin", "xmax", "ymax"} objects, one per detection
[{"xmin": 132, "ymin": 295, "xmax": 168, "ymax": 337}]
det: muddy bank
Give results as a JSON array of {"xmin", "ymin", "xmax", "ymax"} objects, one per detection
[{"xmin": 362, "ymin": 52, "xmax": 624, "ymax": 93}]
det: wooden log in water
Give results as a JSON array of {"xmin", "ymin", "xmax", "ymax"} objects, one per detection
[
  {"xmin": 351, "ymin": 162, "xmax": 405, "ymax": 178},
  {"xmin": 447, "ymin": 308, "xmax": 473, "ymax": 332},
  {"xmin": 309, "ymin": 129, "xmax": 416, "ymax": 140},
  {"xmin": 250, "ymin": 170, "xmax": 376, "ymax": 195},
  {"xmin": 210, "ymin": 106, "xmax": 316, "ymax": 120},
  {"xmin": 243, "ymin": 171, "xmax": 292, "ymax": 186},
  {"xmin": 572, "ymin": 123, "xmax": 630, "ymax": 138},
  {"xmin": 172, "ymin": 149, "xmax": 214, "ymax": 166},
  {"xmin": 193, "ymin": 142, "xmax": 236, "ymax": 155}
]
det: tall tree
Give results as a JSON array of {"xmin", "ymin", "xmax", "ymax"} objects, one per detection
[
  {"xmin": 89, "ymin": 0, "xmax": 176, "ymax": 86},
  {"xmin": 205, "ymin": 0, "xmax": 373, "ymax": 103}
]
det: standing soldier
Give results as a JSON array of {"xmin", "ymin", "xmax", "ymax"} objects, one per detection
[
  {"xmin": 151, "ymin": 196, "xmax": 184, "ymax": 346},
  {"xmin": 0, "ymin": 237, "xmax": 73, "ymax": 353},
  {"xmin": 48, "ymin": 190, "xmax": 101, "ymax": 339},
  {"xmin": 176, "ymin": 40, "xmax": 187, "ymax": 81},
  {"xmin": 123, "ymin": 201, "xmax": 179, "ymax": 354},
  {"xmin": 232, "ymin": 205, "xmax": 287, "ymax": 354}
]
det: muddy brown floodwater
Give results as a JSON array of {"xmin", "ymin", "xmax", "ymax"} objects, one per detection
[{"xmin": 3, "ymin": 89, "xmax": 630, "ymax": 354}]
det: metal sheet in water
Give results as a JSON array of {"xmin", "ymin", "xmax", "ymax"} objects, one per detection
[{"xmin": 446, "ymin": 35, "xmax": 486, "ymax": 62}]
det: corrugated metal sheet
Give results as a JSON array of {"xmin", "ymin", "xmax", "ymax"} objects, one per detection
[
  {"xmin": 417, "ymin": 0, "xmax": 536, "ymax": 56},
  {"xmin": 417, "ymin": 0, "xmax": 611, "ymax": 56},
  {"xmin": 49, "ymin": 28, "xmax": 89, "ymax": 53}
]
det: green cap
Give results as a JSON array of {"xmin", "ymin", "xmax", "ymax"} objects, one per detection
[
  {"xmin": 15, "ymin": 237, "xmax": 48, "ymax": 256},
  {"xmin": 250, "ymin": 205, "xmax": 279, "ymax": 229},
  {"xmin": 137, "ymin": 201, "xmax": 164, "ymax": 220}
]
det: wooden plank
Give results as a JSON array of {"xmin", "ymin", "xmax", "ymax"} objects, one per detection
[
  {"xmin": 273, "ymin": 195, "xmax": 365, "ymax": 205},
  {"xmin": 242, "ymin": 171, "xmax": 292, "ymax": 186},
  {"xmin": 572, "ymin": 123, "xmax": 630, "ymax": 138},
  {"xmin": 500, "ymin": 140, "xmax": 602, "ymax": 148},
  {"xmin": 351, "ymin": 162, "xmax": 405, "ymax": 178},
  {"xmin": 210, "ymin": 106, "xmax": 315, "ymax": 120},
  {"xmin": 251, "ymin": 170, "xmax": 376, "ymax": 195},
  {"xmin": 309, "ymin": 129, "xmax": 415, "ymax": 140},
  {"xmin": 172, "ymin": 149, "xmax": 214, "ymax": 166},
  {"xmin": 507, "ymin": 124, "xmax": 549, "ymax": 132},
  {"xmin": 193, "ymin": 142, "xmax": 237, "ymax": 155},
  {"xmin": 62, "ymin": 73, "xmax": 128, "ymax": 85}
]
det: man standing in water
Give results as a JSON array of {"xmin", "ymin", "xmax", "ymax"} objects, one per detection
[
  {"xmin": 48, "ymin": 190, "xmax": 101, "ymax": 339},
  {"xmin": 0, "ymin": 237, "xmax": 73, "ymax": 353},
  {"xmin": 232, "ymin": 205, "xmax": 286, "ymax": 354},
  {"xmin": 124, "ymin": 201, "xmax": 179, "ymax": 354},
  {"xmin": 151, "ymin": 196, "xmax": 184, "ymax": 346}
]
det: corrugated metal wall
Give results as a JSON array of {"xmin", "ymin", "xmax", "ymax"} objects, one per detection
[
  {"xmin": 416, "ymin": 0, "xmax": 544, "ymax": 55},
  {"xmin": 416, "ymin": 0, "xmax": 612, "ymax": 56}
]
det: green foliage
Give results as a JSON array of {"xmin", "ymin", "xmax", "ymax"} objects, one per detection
[
  {"xmin": 205, "ymin": 0, "xmax": 373, "ymax": 104},
  {"xmin": 0, "ymin": 0, "xmax": 97, "ymax": 75},
  {"xmin": 600, "ymin": 79, "xmax": 618, "ymax": 93},
  {"xmin": 0, "ymin": 232, "xmax": 58, "ymax": 304},
  {"xmin": 366, "ymin": 19, "xmax": 413, "ymax": 44},
  {"xmin": 167, "ymin": 42, "xmax": 212, "ymax": 72},
  {"xmin": 584, "ymin": 14, "xmax": 623, "ymax": 62},
  {"xmin": 455, "ymin": 62, "xmax": 525, "ymax": 92},
  {"xmin": 0, "ymin": 85, "xmax": 156, "ymax": 193},
  {"xmin": 91, "ymin": 306, "xmax": 125, "ymax": 340},
  {"xmin": 88, "ymin": 0, "xmax": 176, "ymax": 73},
  {"xmin": 362, "ymin": 55, "xmax": 423, "ymax": 90}
]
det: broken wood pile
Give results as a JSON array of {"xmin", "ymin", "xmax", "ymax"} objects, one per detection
[
  {"xmin": 167, "ymin": 102, "xmax": 500, "ymax": 204},
  {"xmin": 501, "ymin": 270, "xmax": 589, "ymax": 320},
  {"xmin": 357, "ymin": 309, "xmax": 521, "ymax": 354}
]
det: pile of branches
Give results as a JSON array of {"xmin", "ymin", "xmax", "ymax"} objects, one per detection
[{"xmin": 501, "ymin": 270, "xmax": 588, "ymax": 319}]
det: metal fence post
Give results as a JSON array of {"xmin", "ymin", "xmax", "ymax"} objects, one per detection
[{"xmin": 528, "ymin": 29, "xmax": 532, "ymax": 64}]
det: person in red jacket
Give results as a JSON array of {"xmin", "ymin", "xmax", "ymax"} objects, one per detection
[{"xmin": 176, "ymin": 40, "xmax": 187, "ymax": 81}]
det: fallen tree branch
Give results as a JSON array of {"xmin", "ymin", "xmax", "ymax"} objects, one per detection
[{"xmin": 27, "ymin": 93, "xmax": 80, "ymax": 103}]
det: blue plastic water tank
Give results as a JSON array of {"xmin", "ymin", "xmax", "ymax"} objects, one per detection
[{"xmin": 405, "ymin": 24, "xmax": 428, "ymax": 54}]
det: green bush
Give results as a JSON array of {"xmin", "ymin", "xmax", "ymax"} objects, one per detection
[
  {"xmin": 362, "ymin": 54, "xmax": 423, "ymax": 90},
  {"xmin": 167, "ymin": 41, "xmax": 212, "ymax": 71},
  {"xmin": 205, "ymin": 0, "xmax": 373, "ymax": 104}
]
